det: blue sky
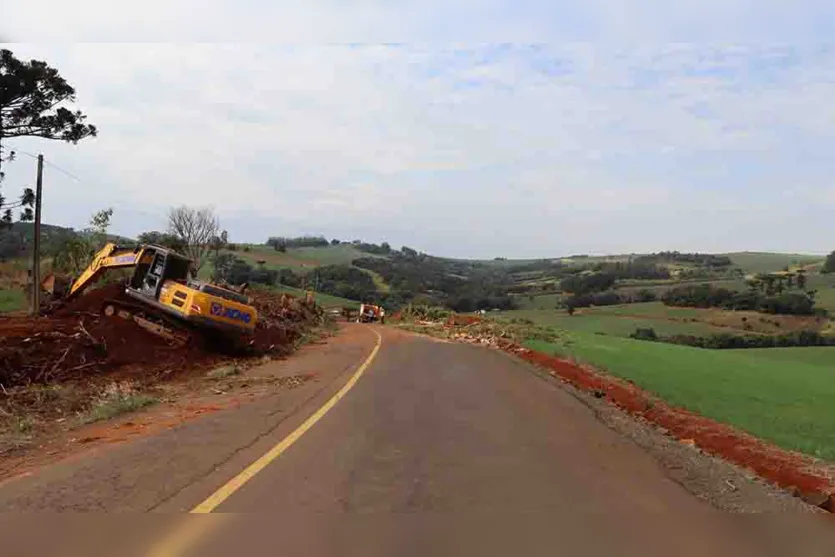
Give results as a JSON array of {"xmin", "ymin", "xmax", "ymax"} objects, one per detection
[{"xmin": 2, "ymin": 2, "xmax": 835, "ymax": 258}]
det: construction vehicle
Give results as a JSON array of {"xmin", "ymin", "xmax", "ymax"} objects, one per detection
[
  {"xmin": 357, "ymin": 303, "xmax": 384, "ymax": 323},
  {"xmin": 56, "ymin": 243, "xmax": 257, "ymax": 343}
]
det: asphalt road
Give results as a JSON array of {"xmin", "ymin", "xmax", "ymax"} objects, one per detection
[
  {"xmin": 2, "ymin": 326, "xmax": 827, "ymax": 556},
  {"xmin": 165, "ymin": 328, "xmax": 770, "ymax": 557}
]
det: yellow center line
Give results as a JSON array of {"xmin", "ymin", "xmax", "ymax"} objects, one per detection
[{"xmin": 146, "ymin": 327, "xmax": 383, "ymax": 556}]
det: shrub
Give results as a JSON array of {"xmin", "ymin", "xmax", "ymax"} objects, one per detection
[
  {"xmin": 630, "ymin": 327, "xmax": 658, "ymax": 341},
  {"xmin": 662, "ymin": 284, "xmax": 819, "ymax": 316},
  {"xmin": 563, "ymin": 291, "xmax": 624, "ymax": 310}
]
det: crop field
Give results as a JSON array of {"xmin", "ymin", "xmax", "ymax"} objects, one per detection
[
  {"xmin": 526, "ymin": 333, "xmax": 835, "ymax": 460},
  {"xmin": 723, "ymin": 252, "xmax": 823, "ymax": 274},
  {"xmin": 231, "ymin": 244, "xmax": 380, "ymax": 274},
  {"xmin": 499, "ymin": 308, "xmax": 729, "ymax": 337},
  {"xmin": 291, "ymin": 244, "xmax": 381, "ymax": 265},
  {"xmin": 738, "ymin": 346, "xmax": 835, "ymax": 366}
]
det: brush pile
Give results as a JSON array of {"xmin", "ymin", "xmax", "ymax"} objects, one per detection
[{"xmin": 0, "ymin": 286, "xmax": 326, "ymax": 388}]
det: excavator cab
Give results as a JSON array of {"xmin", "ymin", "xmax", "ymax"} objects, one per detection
[{"xmin": 128, "ymin": 246, "xmax": 190, "ymax": 300}]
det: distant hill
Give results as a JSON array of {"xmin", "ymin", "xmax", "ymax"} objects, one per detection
[
  {"xmin": 0, "ymin": 222, "xmax": 135, "ymax": 261},
  {"xmin": 0, "ymin": 222, "xmax": 77, "ymax": 260}
]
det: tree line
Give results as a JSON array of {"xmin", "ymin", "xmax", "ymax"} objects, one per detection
[
  {"xmin": 660, "ymin": 284, "xmax": 821, "ymax": 316},
  {"xmin": 266, "ymin": 236, "xmax": 331, "ymax": 251},
  {"xmin": 630, "ymin": 327, "xmax": 835, "ymax": 349},
  {"xmin": 634, "ymin": 252, "xmax": 732, "ymax": 268}
]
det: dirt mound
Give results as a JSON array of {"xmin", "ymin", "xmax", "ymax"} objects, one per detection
[
  {"xmin": 248, "ymin": 289, "xmax": 324, "ymax": 354},
  {"xmin": 0, "ymin": 287, "xmax": 325, "ymax": 389},
  {"xmin": 52, "ymin": 282, "xmax": 129, "ymax": 317},
  {"xmin": 0, "ymin": 313, "xmax": 206, "ymax": 387}
]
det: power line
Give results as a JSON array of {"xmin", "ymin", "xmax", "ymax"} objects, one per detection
[{"xmin": 13, "ymin": 149, "xmax": 83, "ymax": 182}]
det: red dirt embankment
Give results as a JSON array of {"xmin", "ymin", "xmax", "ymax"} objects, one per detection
[
  {"xmin": 500, "ymin": 341, "xmax": 835, "ymax": 511},
  {"xmin": 0, "ymin": 284, "xmax": 323, "ymax": 389}
]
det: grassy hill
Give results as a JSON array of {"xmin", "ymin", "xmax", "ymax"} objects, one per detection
[
  {"xmin": 230, "ymin": 244, "xmax": 381, "ymax": 273},
  {"xmin": 722, "ymin": 252, "xmax": 824, "ymax": 274}
]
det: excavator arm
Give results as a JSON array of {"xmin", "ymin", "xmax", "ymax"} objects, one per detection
[{"xmin": 67, "ymin": 243, "xmax": 145, "ymax": 300}]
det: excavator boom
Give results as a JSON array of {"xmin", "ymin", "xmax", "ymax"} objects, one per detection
[{"xmin": 67, "ymin": 243, "xmax": 146, "ymax": 299}]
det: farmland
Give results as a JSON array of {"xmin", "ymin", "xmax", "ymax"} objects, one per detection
[
  {"xmin": 723, "ymin": 252, "xmax": 824, "ymax": 274},
  {"xmin": 231, "ymin": 244, "xmax": 372, "ymax": 273},
  {"xmin": 500, "ymin": 307, "xmax": 729, "ymax": 337},
  {"xmin": 525, "ymin": 333, "xmax": 835, "ymax": 460},
  {"xmin": 500, "ymin": 301, "xmax": 830, "ymax": 338},
  {"xmin": 492, "ymin": 253, "xmax": 835, "ymax": 464}
]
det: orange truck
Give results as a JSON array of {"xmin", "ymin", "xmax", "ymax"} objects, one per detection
[{"xmin": 357, "ymin": 303, "xmax": 385, "ymax": 323}]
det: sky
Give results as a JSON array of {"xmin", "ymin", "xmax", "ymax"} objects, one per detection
[{"xmin": 2, "ymin": 2, "xmax": 835, "ymax": 258}]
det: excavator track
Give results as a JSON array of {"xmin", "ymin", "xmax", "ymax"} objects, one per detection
[{"xmin": 99, "ymin": 299, "xmax": 193, "ymax": 347}]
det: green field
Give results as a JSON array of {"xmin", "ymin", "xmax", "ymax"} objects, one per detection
[
  {"xmin": 499, "ymin": 308, "xmax": 728, "ymax": 337},
  {"xmin": 723, "ymin": 252, "xmax": 823, "ymax": 274},
  {"xmin": 0, "ymin": 288, "xmax": 26, "ymax": 313},
  {"xmin": 233, "ymin": 244, "xmax": 385, "ymax": 273},
  {"xmin": 290, "ymin": 244, "xmax": 379, "ymax": 266},
  {"xmin": 526, "ymin": 333, "xmax": 835, "ymax": 459},
  {"xmin": 576, "ymin": 302, "xmax": 700, "ymax": 319},
  {"xmin": 739, "ymin": 346, "xmax": 835, "ymax": 366},
  {"xmin": 513, "ymin": 293, "xmax": 563, "ymax": 310}
]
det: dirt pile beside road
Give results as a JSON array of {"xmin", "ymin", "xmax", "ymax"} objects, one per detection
[
  {"xmin": 0, "ymin": 287, "xmax": 326, "ymax": 389},
  {"xmin": 0, "ymin": 313, "xmax": 196, "ymax": 388},
  {"xmin": 248, "ymin": 289, "xmax": 324, "ymax": 354}
]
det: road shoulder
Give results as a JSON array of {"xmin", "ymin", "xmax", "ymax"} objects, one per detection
[{"xmin": 0, "ymin": 323, "xmax": 379, "ymax": 511}]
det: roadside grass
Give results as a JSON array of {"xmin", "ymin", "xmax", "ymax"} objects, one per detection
[
  {"xmin": 525, "ymin": 333, "xmax": 835, "ymax": 460},
  {"xmin": 83, "ymin": 382, "xmax": 158, "ymax": 424},
  {"xmin": 207, "ymin": 364, "xmax": 241, "ymax": 379},
  {"xmin": 0, "ymin": 287, "xmax": 26, "ymax": 313}
]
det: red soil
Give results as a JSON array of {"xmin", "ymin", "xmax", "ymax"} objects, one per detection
[
  {"xmin": 0, "ymin": 286, "xmax": 323, "ymax": 388},
  {"xmin": 500, "ymin": 340, "xmax": 835, "ymax": 511}
]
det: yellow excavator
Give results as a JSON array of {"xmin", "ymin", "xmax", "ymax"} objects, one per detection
[{"xmin": 54, "ymin": 243, "xmax": 257, "ymax": 343}]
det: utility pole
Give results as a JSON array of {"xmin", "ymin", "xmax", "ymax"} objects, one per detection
[{"xmin": 30, "ymin": 154, "xmax": 44, "ymax": 317}]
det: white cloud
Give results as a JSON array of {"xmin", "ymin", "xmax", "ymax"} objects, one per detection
[
  {"xmin": 2, "ymin": 42, "xmax": 835, "ymax": 257},
  {"xmin": 3, "ymin": 1, "xmax": 835, "ymax": 42}
]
